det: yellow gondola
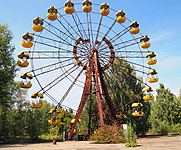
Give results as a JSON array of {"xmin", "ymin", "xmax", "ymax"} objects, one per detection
[
  {"xmin": 147, "ymin": 69, "xmax": 157, "ymax": 75},
  {"xmin": 17, "ymin": 60, "xmax": 29, "ymax": 67},
  {"xmin": 31, "ymin": 93, "xmax": 44, "ymax": 99},
  {"xmin": 21, "ymin": 33, "xmax": 34, "ymax": 48},
  {"xmin": 30, "ymin": 93, "xmax": 44, "ymax": 108},
  {"xmin": 143, "ymin": 95, "xmax": 154, "ymax": 101},
  {"xmin": 48, "ymin": 118, "xmax": 61, "ymax": 125},
  {"xmin": 132, "ymin": 103, "xmax": 143, "ymax": 107},
  {"xmin": 47, "ymin": 6, "xmax": 58, "ymax": 21},
  {"xmin": 146, "ymin": 52, "xmax": 156, "ymax": 58},
  {"xmin": 130, "ymin": 21, "xmax": 140, "ymax": 34},
  {"xmin": 116, "ymin": 113, "xmax": 127, "ymax": 119},
  {"xmin": 141, "ymin": 42, "xmax": 151, "ymax": 49},
  {"xmin": 132, "ymin": 111, "xmax": 144, "ymax": 117},
  {"xmin": 147, "ymin": 59, "xmax": 157, "ymax": 65},
  {"xmin": 38, "ymin": 93, "xmax": 44, "ymax": 98},
  {"xmin": 140, "ymin": 35, "xmax": 149, "ymax": 42},
  {"xmin": 142, "ymin": 87, "xmax": 153, "ymax": 92},
  {"xmin": 21, "ymin": 40, "xmax": 33, "ymax": 48},
  {"xmin": 140, "ymin": 35, "xmax": 151, "ymax": 49},
  {"xmin": 32, "ymin": 17, "xmax": 44, "ymax": 32},
  {"xmin": 148, "ymin": 77, "xmax": 159, "ymax": 83},
  {"xmin": 18, "ymin": 52, "xmax": 30, "ymax": 59},
  {"xmin": 77, "ymin": 128, "xmax": 83, "ymax": 133},
  {"xmin": 132, "ymin": 103, "xmax": 144, "ymax": 117},
  {"xmin": 48, "ymin": 108, "xmax": 60, "ymax": 114},
  {"xmin": 71, "ymin": 118, "xmax": 82, "ymax": 123},
  {"xmin": 82, "ymin": 0, "xmax": 92, "ymax": 13},
  {"xmin": 64, "ymin": 0, "xmax": 75, "ymax": 14},
  {"xmin": 100, "ymin": 3, "xmax": 110, "ymax": 16},
  {"xmin": 20, "ymin": 81, "xmax": 32, "ymax": 89},
  {"xmin": 21, "ymin": 73, "xmax": 33, "ymax": 79},
  {"xmin": 116, "ymin": 10, "xmax": 126, "ymax": 24},
  {"xmin": 30, "ymin": 101, "xmax": 43, "ymax": 108}
]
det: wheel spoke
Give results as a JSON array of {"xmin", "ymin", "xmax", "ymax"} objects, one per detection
[{"xmin": 58, "ymin": 65, "xmax": 86, "ymax": 106}]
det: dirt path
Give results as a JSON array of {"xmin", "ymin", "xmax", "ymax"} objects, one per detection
[{"xmin": 0, "ymin": 135, "xmax": 181, "ymax": 150}]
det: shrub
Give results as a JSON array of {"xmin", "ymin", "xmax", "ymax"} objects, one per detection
[
  {"xmin": 90, "ymin": 124, "xmax": 125, "ymax": 144},
  {"xmin": 169, "ymin": 124, "xmax": 181, "ymax": 135},
  {"xmin": 125, "ymin": 125, "xmax": 137, "ymax": 147}
]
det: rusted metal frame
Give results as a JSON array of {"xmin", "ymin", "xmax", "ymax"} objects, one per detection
[
  {"xmin": 68, "ymin": 65, "xmax": 92, "ymax": 140},
  {"xmin": 92, "ymin": 71, "xmax": 112, "ymax": 124},
  {"xmin": 88, "ymin": 86, "xmax": 92, "ymax": 136},
  {"xmin": 93, "ymin": 50, "xmax": 104, "ymax": 126},
  {"xmin": 100, "ymin": 98, "xmax": 112, "ymax": 124},
  {"xmin": 97, "ymin": 58, "xmax": 117, "ymax": 121}
]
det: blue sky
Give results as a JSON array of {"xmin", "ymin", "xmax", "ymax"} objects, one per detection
[{"xmin": 1, "ymin": 0, "xmax": 181, "ymax": 108}]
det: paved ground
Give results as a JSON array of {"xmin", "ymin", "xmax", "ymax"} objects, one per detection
[{"xmin": 0, "ymin": 135, "xmax": 181, "ymax": 150}]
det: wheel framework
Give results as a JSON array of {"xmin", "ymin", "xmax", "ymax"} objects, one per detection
[{"xmin": 17, "ymin": 0, "xmax": 158, "ymax": 140}]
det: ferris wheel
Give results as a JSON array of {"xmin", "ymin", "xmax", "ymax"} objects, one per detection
[{"xmin": 17, "ymin": 0, "xmax": 158, "ymax": 139}]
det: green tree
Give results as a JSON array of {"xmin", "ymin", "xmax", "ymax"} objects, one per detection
[
  {"xmin": 26, "ymin": 100, "xmax": 53, "ymax": 141},
  {"xmin": 7, "ymin": 83, "xmax": 28, "ymax": 141},
  {"xmin": 149, "ymin": 84, "xmax": 181, "ymax": 134},
  {"xmin": 105, "ymin": 57, "xmax": 150, "ymax": 134},
  {"xmin": 0, "ymin": 24, "xmax": 16, "ymax": 142}
]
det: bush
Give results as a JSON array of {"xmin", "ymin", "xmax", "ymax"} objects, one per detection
[
  {"xmin": 90, "ymin": 124, "xmax": 125, "ymax": 144},
  {"xmin": 151, "ymin": 121, "xmax": 169, "ymax": 135},
  {"xmin": 125, "ymin": 125, "xmax": 137, "ymax": 147},
  {"xmin": 169, "ymin": 124, "xmax": 181, "ymax": 135}
]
